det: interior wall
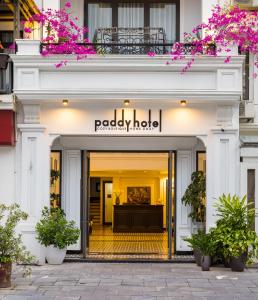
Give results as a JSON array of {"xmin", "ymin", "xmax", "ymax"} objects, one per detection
[{"xmin": 91, "ymin": 171, "xmax": 168, "ymax": 227}]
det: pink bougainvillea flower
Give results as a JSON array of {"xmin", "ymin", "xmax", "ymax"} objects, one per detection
[
  {"xmin": 25, "ymin": 1, "xmax": 94, "ymax": 67},
  {"xmin": 65, "ymin": 2, "xmax": 71, "ymax": 8},
  {"xmin": 147, "ymin": 51, "xmax": 156, "ymax": 57},
  {"xmin": 24, "ymin": 27, "xmax": 32, "ymax": 33},
  {"xmin": 167, "ymin": 5, "xmax": 258, "ymax": 75}
]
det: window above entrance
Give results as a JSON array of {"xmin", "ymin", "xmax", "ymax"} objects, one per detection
[{"xmin": 85, "ymin": 0, "xmax": 179, "ymax": 54}]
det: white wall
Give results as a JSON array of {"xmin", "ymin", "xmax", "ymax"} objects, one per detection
[
  {"xmin": 180, "ymin": 0, "xmax": 202, "ymax": 41},
  {"xmin": 0, "ymin": 148, "xmax": 15, "ymax": 205}
]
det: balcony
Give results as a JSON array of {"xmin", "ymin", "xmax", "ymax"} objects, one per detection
[
  {"xmin": 92, "ymin": 27, "xmax": 171, "ymax": 55},
  {"xmin": 0, "ymin": 54, "xmax": 12, "ymax": 94},
  {"xmin": 40, "ymin": 27, "xmax": 206, "ymax": 56}
]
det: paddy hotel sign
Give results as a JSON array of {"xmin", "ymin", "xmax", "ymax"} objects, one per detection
[{"xmin": 95, "ymin": 109, "xmax": 162, "ymax": 133}]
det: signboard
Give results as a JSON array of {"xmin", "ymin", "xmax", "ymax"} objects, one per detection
[{"xmin": 95, "ymin": 109, "xmax": 162, "ymax": 133}]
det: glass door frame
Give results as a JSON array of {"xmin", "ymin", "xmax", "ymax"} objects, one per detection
[{"xmin": 81, "ymin": 150, "xmax": 176, "ymax": 259}]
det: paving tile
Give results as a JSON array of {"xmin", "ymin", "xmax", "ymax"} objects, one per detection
[{"xmin": 3, "ymin": 263, "xmax": 258, "ymax": 299}]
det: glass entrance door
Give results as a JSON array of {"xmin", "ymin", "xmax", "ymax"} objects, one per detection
[{"xmin": 82, "ymin": 151, "xmax": 176, "ymax": 260}]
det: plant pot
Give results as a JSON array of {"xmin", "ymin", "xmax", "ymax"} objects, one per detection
[
  {"xmin": 230, "ymin": 256, "xmax": 245, "ymax": 272},
  {"xmin": 216, "ymin": 42, "xmax": 239, "ymax": 56},
  {"xmin": 193, "ymin": 249, "xmax": 202, "ymax": 266},
  {"xmin": 45, "ymin": 245, "xmax": 67, "ymax": 265},
  {"xmin": 223, "ymin": 256, "xmax": 231, "ymax": 268},
  {"xmin": 0, "ymin": 262, "xmax": 12, "ymax": 288},
  {"xmin": 201, "ymin": 255, "xmax": 211, "ymax": 271}
]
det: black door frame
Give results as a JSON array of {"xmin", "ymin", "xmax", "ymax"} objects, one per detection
[{"xmin": 81, "ymin": 150, "xmax": 177, "ymax": 259}]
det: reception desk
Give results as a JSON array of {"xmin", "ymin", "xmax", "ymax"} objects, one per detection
[{"xmin": 113, "ymin": 204, "xmax": 163, "ymax": 233}]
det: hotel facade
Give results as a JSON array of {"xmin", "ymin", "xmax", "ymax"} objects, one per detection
[{"xmin": 0, "ymin": 0, "xmax": 257, "ymax": 263}]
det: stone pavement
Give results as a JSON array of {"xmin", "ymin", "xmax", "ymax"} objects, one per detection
[{"xmin": 1, "ymin": 263, "xmax": 258, "ymax": 300}]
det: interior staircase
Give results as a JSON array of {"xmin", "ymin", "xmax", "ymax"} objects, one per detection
[{"xmin": 90, "ymin": 201, "xmax": 101, "ymax": 225}]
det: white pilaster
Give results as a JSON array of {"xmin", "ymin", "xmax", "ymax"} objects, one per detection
[
  {"xmin": 206, "ymin": 128, "xmax": 240, "ymax": 229},
  {"xmin": 16, "ymin": 104, "xmax": 50, "ymax": 264},
  {"xmin": 176, "ymin": 150, "xmax": 193, "ymax": 252},
  {"xmin": 62, "ymin": 150, "xmax": 81, "ymax": 251}
]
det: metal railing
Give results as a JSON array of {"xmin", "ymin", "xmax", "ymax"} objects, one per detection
[{"xmin": 0, "ymin": 53, "xmax": 13, "ymax": 94}]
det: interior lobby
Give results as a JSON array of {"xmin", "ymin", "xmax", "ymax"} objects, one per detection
[{"xmin": 88, "ymin": 152, "xmax": 175, "ymax": 259}]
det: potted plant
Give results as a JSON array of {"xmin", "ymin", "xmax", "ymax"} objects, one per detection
[
  {"xmin": 182, "ymin": 171, "xmax": 206, "ymax": 230},
  {"xmin": 36, "ymin": 207, "xmax": 80, "ymax": 265},
  {"xmin": 0, "ymin": 204, "xmax": 33, "ymax": 288},
  {"xmin": 198, "ymin": 232, "xmax": 216, "ymax": 271},
  {"xmin": 184, "ymin": 230, "xmax": 206, "ymax": 266},
  {"xmin": 213, "ymin": 194, "xmax": 258, "ymax": 272}
]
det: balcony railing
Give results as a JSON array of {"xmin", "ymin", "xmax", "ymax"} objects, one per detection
[
  {"xmin": 93, "ymin": 27, "xmax": 172, "ymax": 55},
  {"xmin": 0, "ymin": 54, "xmax": 12, "ymax": 94}
]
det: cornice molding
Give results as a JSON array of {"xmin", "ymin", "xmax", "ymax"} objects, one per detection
[{"xmin": 14, "ymin": 90, "xmax": 241, "ymax": 103}]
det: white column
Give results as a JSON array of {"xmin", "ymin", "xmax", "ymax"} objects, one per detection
[
  {"xmin": 62, "ymin": 150, "xmax": 81, "ymax": 251},
  {"xmin": 176, "ymin": 150, "xmax": 193, "ymax": 252},
  {"xmin": 206, "ymin": 128, "xmax": 240, "ymax": 229},
  {"xmin": 17, "ymin": 104, "xmax": 50, "ymax": 265},
  {"xmin": 202, "ymin": 0, "xmax": 217, "ymax": 23},
  {"xmin": 250, "ymin": 54, "xmax": 258, "ymax": 123}
]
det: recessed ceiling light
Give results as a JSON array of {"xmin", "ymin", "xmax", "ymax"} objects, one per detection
[{"xmin": 62, "ymin": 99, "xmax": 69, "ymax": 106}]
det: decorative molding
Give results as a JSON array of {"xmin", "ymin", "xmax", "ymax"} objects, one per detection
[
  {"xmin": 211, "ymin": 128, "xmax": 238, "ymax": 134},
  {"xmin": 18, "ymin": 124, "xmax": 46, "ymax": 132},
  {"xmin": 14, "ymin": 90, "xmax": 242, "ymax": 103},
  {"xmin": 216, "ymin": 105, "xmax": 233, "ymax": 126},
  {"xmin": 196, "ymin": 135, "xmax": 207, "ymax": 147},
  {"xmin": 49, "ymin": 134, "xmax": 60, "ymax": 147},
  {"xmin": 23, "ymin": 104, "xmax": 41, "ymax": 124}
]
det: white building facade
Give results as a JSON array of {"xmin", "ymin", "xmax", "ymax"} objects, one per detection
[{"xmin": 0, "ymin": 0, "xmax": 257, "ymax": 263}]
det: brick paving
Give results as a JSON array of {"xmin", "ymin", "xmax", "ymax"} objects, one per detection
[{"xmin": 1, "ymin": 263, "xmax": 258, "ymax": 300}]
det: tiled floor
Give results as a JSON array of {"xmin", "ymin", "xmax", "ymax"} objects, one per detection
[{"xmin": 87, "ymin": 225, "xmax": 170, "ymax": 260}]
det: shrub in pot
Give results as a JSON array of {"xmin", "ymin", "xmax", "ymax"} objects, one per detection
[
  {"xmin": 197, "ymin": 232, "xmax": 216, "ymax": 271},
  {"xmin": 213, "ymin": 194, "xmax": 258, "ymax": 272},
  {"xmin": 0, "ymin": 204, "xmax": 34, "ymax": 288},
  {"xmin": 184, "ymin": 230, "xmax": 207, "ymax": 266},
  {"xmin": 36, "ymin": 207, "xmax": 80, "ymax": 265},
  {"xmin": 182, "ymin": 171, "xmax": 206, "ymax": 230}
]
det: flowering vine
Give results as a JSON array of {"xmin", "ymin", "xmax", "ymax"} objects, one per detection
[
  {"xmin": 168, "ymin": 5, "xmax": 257, "ymax": 74},
  {"xmin": 25, "ymin": 1, "xmax": 95, "ymax": 67}
]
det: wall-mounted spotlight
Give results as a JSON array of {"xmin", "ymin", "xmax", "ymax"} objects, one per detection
[
  {"xmin": 62, "ymin": 99, "xmax": 69, "ymax": 106},
  {"xmin": 124, "ymin": 99, "xmax": 130, "ymax": 106},
  {"xmin": 180, "ymin": 100, "xmax": 187, "ymax": 106}
]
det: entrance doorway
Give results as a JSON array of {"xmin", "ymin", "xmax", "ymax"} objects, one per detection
[{"xmin": 82, "ymin": 151, "xmax": 176, "ymax": 260}]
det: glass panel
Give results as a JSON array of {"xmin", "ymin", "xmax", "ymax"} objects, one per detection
[
  {"xmin": 247, "ymin": 169, "xmax": 255, "ymax": 231},
  {"xmin": 88, "ymin": 3, "xmax": 112, "ymax": 41},
  {"xmin": 150, "ymin": 3, "xmax": 176, "ymax": 43},
  {"xmin": 50, "ymin": 151, "xmax": 61, "ymax": 208},
  {"xmin": 118, "ymin": 3, "xmax": 144, "ymax": 28},
  {"xmin": 197, "ymin": 152, "xmax": 206, "ymax": 174}
]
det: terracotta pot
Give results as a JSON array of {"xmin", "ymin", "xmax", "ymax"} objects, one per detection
[
  {"xmin": 193, "ymin": 249, "xmax": 202, "ymax": 266},
  {"xmin": 201, "ymin": 255, "xmax": 211, "ymax": 271},
  {"xmin": 0, "ymin": 262, "xmax": 12, "ymax": 288},
  {"xmin": 230, "ymin": 256, "xmax": 245, "ymax": 272}
]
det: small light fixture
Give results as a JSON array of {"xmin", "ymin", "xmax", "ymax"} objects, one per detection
[
  {"xmin": 62, "ymin": 99, "xmax": 69, "ymax": 106},
  {"xmin": 124, "ymin": 99, "xmax": 130, "ymax": 106},
  {"xmin": 180, "ymin": 100, "xmax": 187, "ymax": 106}
]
